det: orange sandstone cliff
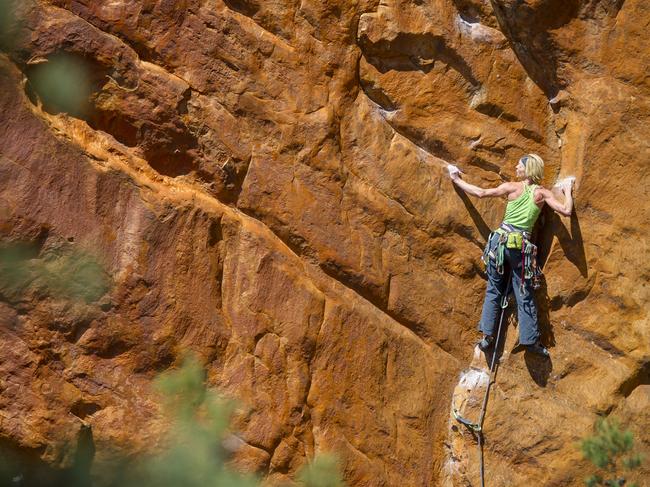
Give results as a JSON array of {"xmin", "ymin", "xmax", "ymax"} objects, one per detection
[{"xmin": 0, "ymin": 0, "xmax": 648, "ymax": 485}]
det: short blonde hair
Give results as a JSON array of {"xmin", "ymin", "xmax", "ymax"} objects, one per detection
[{"xmin": 521, "ymin": 153, "xmax": 544, "ymax": 184}]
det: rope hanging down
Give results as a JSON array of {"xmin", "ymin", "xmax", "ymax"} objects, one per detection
[{"xmin": 452, "ymin": 272, "xmax": 512, "ymax": 487}]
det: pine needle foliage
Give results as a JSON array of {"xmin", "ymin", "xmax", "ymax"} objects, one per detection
[
  {"xmin": 0, "ymin": 243, "xmax": 110, "ymax": 303},
  {"xmin": 581, "ymin": 418, "xmax": 643, "ymax": 487},
  {"xmin": 0, "ymin": 0, "xmax": 19, "ymax": 51},
  {"xmin": 124, "ymin": 356, "xmax": 258, "ymax": 487},
  {"xmin": 296, "ymin": 454, "xmax": 346, "ymax": 487},
  {"xmin": 123, "ymin": 356, "xmax": 346, "ymax": 487}
]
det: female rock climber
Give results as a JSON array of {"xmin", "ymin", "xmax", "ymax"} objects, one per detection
[{"xmin": 448, "ymin": 154, "xmax": 574, "ymax": 357}]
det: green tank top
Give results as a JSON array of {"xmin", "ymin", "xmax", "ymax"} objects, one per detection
[{"xmin": 502, "ymin": 183, "xmax": 541, "ymax": 232}]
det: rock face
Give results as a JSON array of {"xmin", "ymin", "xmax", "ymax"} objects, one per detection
[{"xmin": 0, "ymin": 0, "xmax": 648, "ymax": 485}]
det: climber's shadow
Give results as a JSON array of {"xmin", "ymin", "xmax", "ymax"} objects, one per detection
[
  {"xmin": 535, "ymin": 274, "xmax": 554, "ymax": 348},
  {"xmin": 453, "ymin": 185, "xmax": 491, "ymax": 241},
  {"xmin": 508, "ymin": 301, "xmax": 554, "ymax": 387},
  {"xmin": 524, "ymin": 351, "xmax": 553, "ymax": 387},
  {"xmin": 536, "ymin": 208, "xmax": 587, "ymax": 278},
  {"xmin": 509, "ymin": 342, "xmax": 554, "ymax": 388},
  {"xmin": 483, "ymin": 296, "xmax": 554, "ymax": 387},
  {"xmin": 533, "ymin": 208, "xmax": 587, "ymax": 352}
]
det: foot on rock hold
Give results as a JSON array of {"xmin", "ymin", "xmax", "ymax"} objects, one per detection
[
  {"xmin": 526, "ymin": 341, "xmax": 550, "ymax": 357},
  {"xmin": 478, "ymin": 335, "xmax": 494, "ymax": 351}
]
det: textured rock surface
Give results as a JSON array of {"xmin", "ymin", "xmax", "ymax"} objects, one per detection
[{"xmin": 0, "ymin": 0, "xmax": 648, "ymax": 485}]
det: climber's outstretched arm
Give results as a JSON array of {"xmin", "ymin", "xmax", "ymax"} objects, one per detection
[
  {"xmin": 539, "ymin": 184, "xmax": 573, "ymax": 216},
  {"xmin": 450, "ymin": 170, "xmax": 515, "ymax": 199}
]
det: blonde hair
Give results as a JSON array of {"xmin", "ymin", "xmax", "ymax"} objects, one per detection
[{"xmin": 521, "ymin": 153, "xmax": 544, "ymax": 184}]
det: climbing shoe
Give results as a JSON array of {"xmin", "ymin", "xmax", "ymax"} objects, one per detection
[
  {"xmin": 526, "ymin": 341, "xmax": 550, "ymax": 357},
  {"xmin": 478, "ymin": 335, "xmax": 495, "ymax": 351}
]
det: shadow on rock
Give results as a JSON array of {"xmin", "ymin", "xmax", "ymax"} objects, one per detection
[
  {"xmin": 535, "ymin": 274, "xmax": 555, "ymax": 348},
  {"xmin": 523, "ymin": 351, "xmax": 553, "ymax": 387},
  {"xmin": 537, "ymin": 206, "xmax": 588, "ymax": 278},
  {"xmin": 453, "ymin": 185, "xmax": 492, "ymax": 242},
  {"xmin": 357, "ymin": 31, "xmax": 480, "ymax": 88},
  {"xmin": 561, "ymin": 211, "xmax": 588, "ymax": 278}
]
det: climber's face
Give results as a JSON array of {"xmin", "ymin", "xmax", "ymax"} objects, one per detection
[{"xmin": 515, "ymin": 160, "xmax": 526, "ymax": 180}]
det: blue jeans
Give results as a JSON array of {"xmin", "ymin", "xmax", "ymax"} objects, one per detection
[{"xmin": 478, "ymin": 232, "xmax": 540, "ymax": 345}]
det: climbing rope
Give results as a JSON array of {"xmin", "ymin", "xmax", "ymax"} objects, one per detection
[{"xmin": 452, "ymin": 272, "xmax": 512, "ymax": 487}]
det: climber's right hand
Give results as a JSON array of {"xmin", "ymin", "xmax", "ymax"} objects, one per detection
[
  {"xmin": 447, "ymin": 165, "xmax": 462, "ymax": 180},
  {"xmin": 560, "ymin": 179, "xmax": 574, "ymax": 194}
]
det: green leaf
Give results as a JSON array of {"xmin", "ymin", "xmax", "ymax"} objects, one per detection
[
  {"xmin": 28, "ymin": 53, "xmax": 93, "ymax": 117},
  {"xmin": 297, "ymin": 454, "xmax": 347, "ymax": 487},
  {"xmin": 581, "ymin": 418, "xmax": 643, "ymax": 487},
  {"xmin": 585, "ymin": 474, "xmax": 601, "ymax": 487}
]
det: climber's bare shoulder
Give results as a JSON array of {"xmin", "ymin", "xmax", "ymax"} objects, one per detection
[
  {"xmin": 533, "ymin": 186, "xmax": 549, "ymax": 205},
  {"xmin": 483, "ymin": 182, "xmax": 519, "ymax": 199},
  {"xmin": 536, "ymin": 186, "xmax": 572, "ymax": 216}
]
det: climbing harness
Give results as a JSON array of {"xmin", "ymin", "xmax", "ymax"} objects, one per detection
[
  {"xmin": 452, "ymin": 272, "xmax": 512, "ymax": 487},
  {"xmin": 481, "ymin": 223, "xmax": 542, "ymax": 294}
]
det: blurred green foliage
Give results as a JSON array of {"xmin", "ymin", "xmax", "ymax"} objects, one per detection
[
  {"xmin": 120, "ymin": 356, "xmax": 346, "ymax": 487},
  {"xmin": 0, "ymin": 242, "xmax": 110, "ymax": 303},
  {"xmin": 581, "ymin": 418, "xmax": 644, "ymax": 487},
  {"xmin": 296, "ymin": 454, "xmax": 346, "ymax": 487},
  {"xmin": 126, "ymin": 356, "xmax": 259, "ymax": 487},
  {"xmin": 1, "ymin": 0, "xmax": 92, "ymax": 115},
  {"xmin": 27, "ymin": 53, "xmax": 93, "ymax": 117},
  {"xmin": 0, "ymin": 249, "xmax": 344, "ymax": 486},
  {"xmin": 0, "ymin": 0, "xmax": 19, "ymax": 51},
  {"xmin": 0, "ymin": 353, "xmax": 346, "ymax": 487}
]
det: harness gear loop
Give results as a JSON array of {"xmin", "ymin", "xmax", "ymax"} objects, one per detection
[{"xmin": 481, "ymin": 231, "xmax": 508, "ymax": 275}]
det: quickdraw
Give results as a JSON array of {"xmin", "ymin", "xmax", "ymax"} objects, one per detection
[{"xmin": 452, "ymin": 407, "xmax": 481, "ymax": 432}]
